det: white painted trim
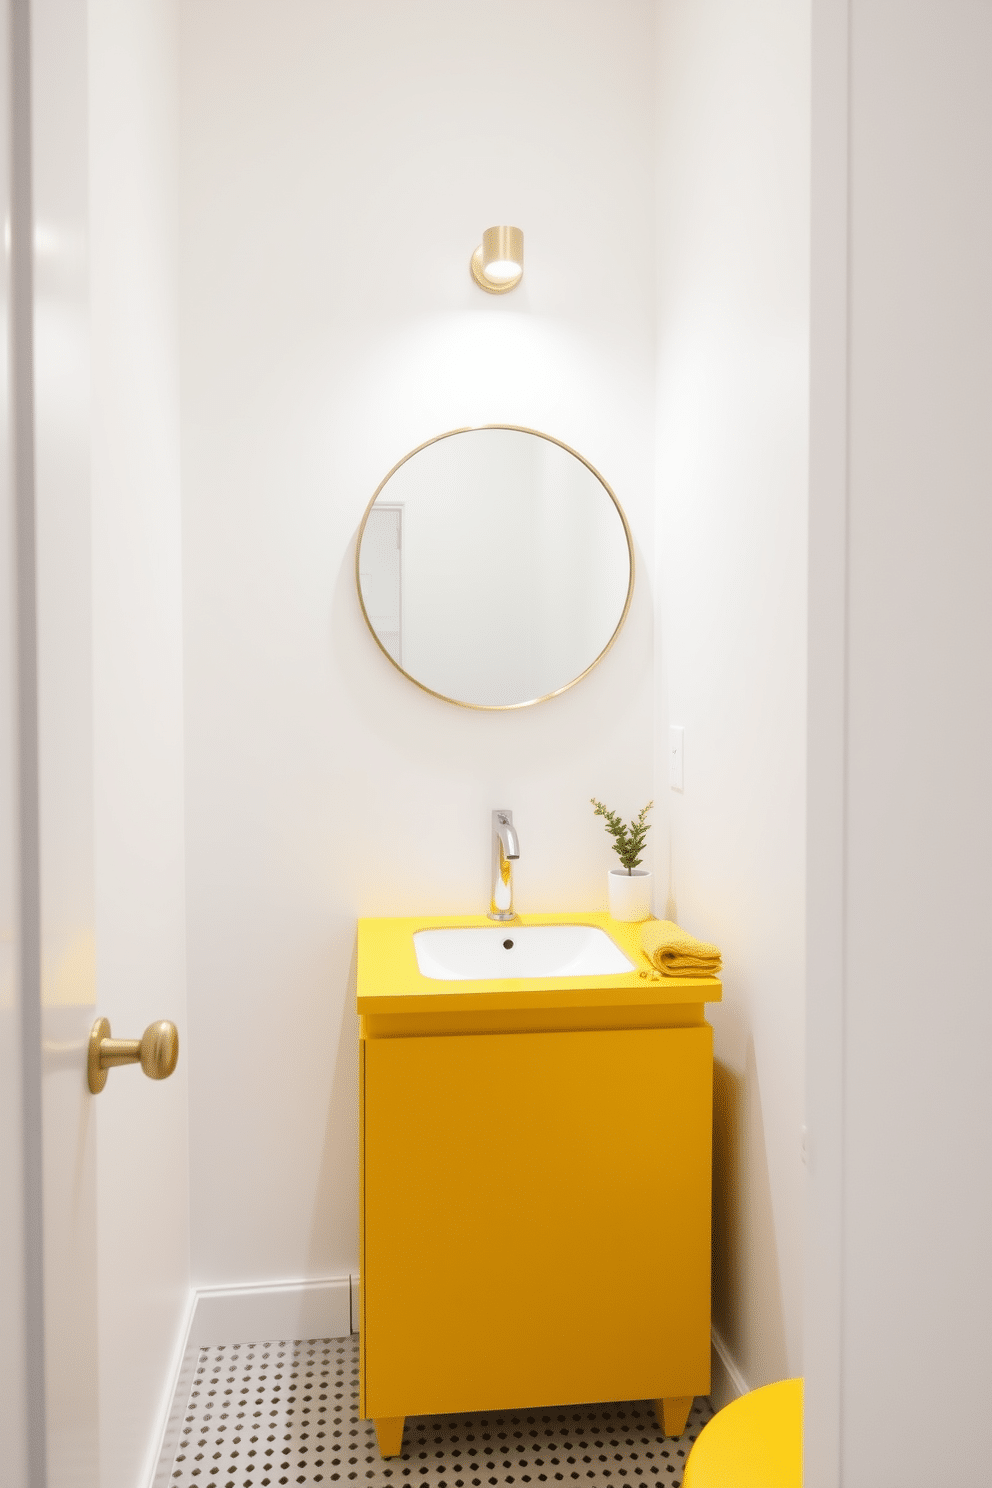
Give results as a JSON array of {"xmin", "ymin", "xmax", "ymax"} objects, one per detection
[
  {"xmin": 805, "ymin": 2, "xmax": 850, "ymax": 1484},
  {"xmin": 142, "ymin": 1286, "xmax": 196, "ymax": 1488},
  {"xmin": 709, "ymin": 1327, "xmax": 749, "ymax": 1413},
  {"xmin": 144, "ymin": 1278, "xmax": 354, "ymax": 1487},
  {"xmin": 188, "ymin": 1276, "xmax": 352, "ymax": 1349},
  {"xmin": 350, "ymin": 1273, "xmax": 360, "ymax": 1333}
]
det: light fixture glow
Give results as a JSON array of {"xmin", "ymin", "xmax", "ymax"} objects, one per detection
[{"xmin": 471, "ymin": 226, "xmax": 524, "ymax": 294}]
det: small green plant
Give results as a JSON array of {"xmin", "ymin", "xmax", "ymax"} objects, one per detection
[{"xmin": 590, "ymin": 798, "xmax": 654, "ymax": 874}]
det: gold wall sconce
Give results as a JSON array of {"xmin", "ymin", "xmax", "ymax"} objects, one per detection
[{"xmin": 470, "ymin": 226, "xmax": 524, "ymax": 294}]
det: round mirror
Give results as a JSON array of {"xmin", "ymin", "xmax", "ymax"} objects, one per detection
[{"xmin": 355, "ymin": 426, "xmax": 634, "ymax": 710}]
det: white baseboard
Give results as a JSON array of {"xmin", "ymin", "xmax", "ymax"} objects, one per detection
[
  {"xmin": 189, "ymin": 1275, "xmax": 353, "ymax": 1349},
  {"xmin": 350, "ymin": 1273, "xmax": 360, "ymax": 1333},
  {"xmin": 145, "ymin": 1277, "xmax": 354, "ymax": 1488},
  {"xmin": 149, "ymin": 1278, "xmax": 739, "ymax": 1486},
  {"xmin": 709, "ymin": 1326, "xmax": 749, "ymax": 1412},
  {"xmin": 145, "ymin": 1287, "xmax": 197, "ymax": 1488}
]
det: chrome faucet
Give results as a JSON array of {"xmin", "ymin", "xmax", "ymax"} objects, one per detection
[{"xmin": 489, "ymin": 809, "xmax": 519, "ymax": 921}]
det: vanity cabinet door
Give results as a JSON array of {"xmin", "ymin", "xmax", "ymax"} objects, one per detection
[{"xmin": 361, "ymin": 1024, "xmax": 711, "ymax": 1420}]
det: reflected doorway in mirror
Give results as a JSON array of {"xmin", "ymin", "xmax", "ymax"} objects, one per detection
[{"xmin": 357, "ymin": 503, "xmax": 402, "ymax": 665}]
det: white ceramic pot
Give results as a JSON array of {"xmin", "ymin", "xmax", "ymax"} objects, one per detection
[{"xmin": 607, "ymin": 867, "xmax": 653, "ymax": 922}]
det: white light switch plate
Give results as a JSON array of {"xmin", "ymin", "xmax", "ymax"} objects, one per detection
[{"xmin": 669, "ymin": 725, "xmax": 684, "ymax": 790}]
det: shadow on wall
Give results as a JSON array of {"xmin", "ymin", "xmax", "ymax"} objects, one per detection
[
  {"xmin": 306, "ymin": 940, "xmax": 361, "ymax": 1279},
  {"xmin": 307, "ymin": 936, "xmax": 361, "ymax": 1285},
  {"xmin": 712, "ymin": 1041, "xmax": 789, "ymax": 1387}
]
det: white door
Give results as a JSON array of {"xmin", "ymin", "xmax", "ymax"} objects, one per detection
[
  {"xmin": 1, "ymin": 6, "xmax": 39, "ymax": 1481},
  {"xmin": 3, "ymin": 0, "xmax": 101, "ymax": 1482},
  {"xmin": 3, "ymin": 3, "xmax": 190, "ymax": 1485},
  {"xmin": 32, "ymin": 0, "xmax": 101, "ymax": 1478}
]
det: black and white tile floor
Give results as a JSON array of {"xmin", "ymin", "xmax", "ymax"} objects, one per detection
[{"xmin": 161, "ymin": 1336, "xmax": 713, "ymax": 1488}]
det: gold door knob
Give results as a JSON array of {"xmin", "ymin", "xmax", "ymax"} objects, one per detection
[{"xmin": 88, "ymin": 1017, "xmax": 179, "ymax": 1094}]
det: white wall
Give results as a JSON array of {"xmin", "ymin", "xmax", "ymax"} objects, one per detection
[
  {"xmin": 177, "ymin": 0, "xmax": 657, "ymax": 1290},
  {"xmin": 806, "ymin": 3, "xmax": 992, "ymax": 1484},
  {"xmin": 653, "ymin": 0, "xmax": 810, "ymax": 1395},
  {"xmin": 88, "ymin": 2, "xmax": 189, "ymax": 1485}
]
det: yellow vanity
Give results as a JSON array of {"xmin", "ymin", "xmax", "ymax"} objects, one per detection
[{"xmin": 357, "ymin": 911, "xmax": 722, "ymax": 1459}]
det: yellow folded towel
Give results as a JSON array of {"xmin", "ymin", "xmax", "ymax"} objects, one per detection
[{"xmin": 641, "ymin": 919, "xmax": 722, "ymax": 978}]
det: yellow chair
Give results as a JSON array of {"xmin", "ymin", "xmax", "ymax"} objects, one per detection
[{"xmin": 683, "ymin": 1378, "xmax": 803, "ymax": 1488}]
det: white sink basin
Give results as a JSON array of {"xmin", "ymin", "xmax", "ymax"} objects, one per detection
[{"xmin": 412, "ymin": 924, "xmax": 635, "ymax": 981}]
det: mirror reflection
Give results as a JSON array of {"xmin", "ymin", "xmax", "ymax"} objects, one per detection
[{"xmin": 356, "ymin": 426, "xmax": 633, "ymax": 710}]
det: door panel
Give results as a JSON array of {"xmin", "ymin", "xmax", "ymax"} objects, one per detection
[
  {"xmin": 2, "ymin": 0, "xmax": 99, "ymax": 1483},
  {"xmin": 5, "ymin": 5, "xmax": 189, "ymax": 1486},
  {"xmin": 364, "ymin": 1026, "xmax": 712, "ymax": 1418},
  {"xmin": 1, "ymin": 1, "xmax": 33, "ymax": 1479},
  {"xmin": 32, "ymin": 0, "xmax": 101, "ymax": 1479}
]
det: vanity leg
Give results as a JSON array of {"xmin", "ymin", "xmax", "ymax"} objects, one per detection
[
  {"xmin": 656, "ymin": 1397, "xmax": 693, "ymax": 1438},
  {"xmin": 373, "ymin": 1417, "xmax": 405, "ymax": 1458}
]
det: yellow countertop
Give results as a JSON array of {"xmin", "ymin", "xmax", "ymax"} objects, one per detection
[{"xmin": 356, "ymin": 911, "xmax": 723, "ymax": 1015}]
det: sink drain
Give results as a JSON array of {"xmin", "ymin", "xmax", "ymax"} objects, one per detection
[{"xmin": 502, "ymin": 939, "xmax": 514, "ymax": 950}]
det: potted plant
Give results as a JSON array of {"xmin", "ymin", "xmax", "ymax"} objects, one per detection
[{"xmin": 590, "ymin": 798, "xmax": 654, "ymax": 922}]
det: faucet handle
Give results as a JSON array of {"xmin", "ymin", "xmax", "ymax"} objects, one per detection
[{"xmin": 492, "ymin": 809, "xmax": 519, "ymax": 859}]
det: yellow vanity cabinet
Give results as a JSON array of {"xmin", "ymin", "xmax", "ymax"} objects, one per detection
[{"xmin": 357, "ymin": 913, "xmax": 722, "ymax": 1461}]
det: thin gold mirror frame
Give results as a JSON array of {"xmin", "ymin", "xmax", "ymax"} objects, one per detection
[{"xmin": 354, "ymin": 424, "xmax": 635, "ymax": 711}]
